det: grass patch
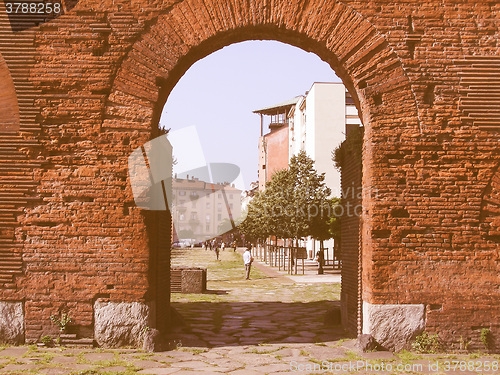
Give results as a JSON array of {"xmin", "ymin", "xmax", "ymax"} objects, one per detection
[
  {"xmin": 131, "ymin": 352, "xmax": 154, "ymax": 360},
  {"xmin": 397, "ymin": 350, "xmax": 423, "ymax": 362},
  {"xmin": 176, "ymin": 347, "xmax": 208, "ymax": 354},
  {"xmin": 171, "ymin": 248, "xmax": 341, "ymax": 304},
  {"xmin": 326, "ymin": 350, "xmax": 363, "ymax": 363},
  {"xmin": 247, "ymin": 346, "xmax": 284, "ymax": 355}
]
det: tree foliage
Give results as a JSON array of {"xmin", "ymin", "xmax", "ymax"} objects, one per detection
[
  {"xmin": 238, "ymin": 151, "xmax": 340, "ymax": 243},
  {"xmin": 237, "ymin": 191, "xmax": 270, "ymax": 243}
]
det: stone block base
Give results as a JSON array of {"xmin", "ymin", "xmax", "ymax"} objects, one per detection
[
  {"xmin": 363, "ymin": 302, "xmax": 425, "ymax": 351},
  {"xmin": 0, "ymin": 302, "xmax": 24, "ymax": 344},
  {"xmin": 171, "ymin": 267, "xmax": 207, "ymax": 293},
  {"xmin": 94, "ymin": 301, "xmax": 150, "ymax": 348}
]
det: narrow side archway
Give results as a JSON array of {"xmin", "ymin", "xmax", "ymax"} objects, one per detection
[{"xmin": 102, "ymin": 0, "xmax": 420, "ymax": 339}]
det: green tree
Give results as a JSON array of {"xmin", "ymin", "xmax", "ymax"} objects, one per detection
[
  {"xmin": 309, "ymin": 197, "xmax": 341, "ymax": 243},
  {"xmin": 239, "ymin": 151, "xmax": 338, "ymax": 249},
  {"xmin": 238, "ymin": 191, "xmax": 270, "ymax": 244}
]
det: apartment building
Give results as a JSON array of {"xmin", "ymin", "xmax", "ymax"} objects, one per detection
[
  {"xmin": 171, "ymin": 176, "xmax": 242, "ymax": 242},
  {"xmin": 254, "ymin": 82, "xmax": 362, "ymax": 258}
]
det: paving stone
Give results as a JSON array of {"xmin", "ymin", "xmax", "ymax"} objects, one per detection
[
  {"xmin": 51, "ymin": 355, "xmax": 78, "ymax": 364},
  {"xmin": 137, "ymin": 368, "xmax": 180, "ymax": 375},
  {"xmin": 16, "ymin": 356, "xmax": 46, "ymax": 364},
  {"xmin": 360, "ymin": 350, "xmax": 395, "ymax": 360},
  {"xmin": 0, "ymin": 347, "xmax": 29, "ymax": 357},
  {"xmin": 101, "ymin": 366, "xmax": 129, "ymax": 372},
  {"xmin": 155, "ymin": 351, "xmax": 195, "ymax": 361},
  {"xmin": 67, "ymin": 364, "xmax": 95, "ymax": 371},
  {"xmin": 169, "ymin": 360, "xmax": 215, "ymax": 369},
  {"xmin": 83, "ymin": 352, "xmax": 115, "ymax": 362},
  {"xmin": 202, "ymin": 358, "xmax": 245, "ymax": 372},
  {"xmin": 134, "ymin": 359, "xmax": 169, "ymax": 368},
  {"xmin": 0, "ymin": 363, "xmax": 38, "ymax": 371},
  {"xmin": 59, "ymin": 348, "xmax": 85, "ymax": 356},
  {"xmin": 238, "ymin": 338, "xmax": 265, "ymax": 345},
  {"xmin": 38, "ymin": 368, "xmax": 73, "ymax": 375},
  {"xmin": 281, "ymin": 336, "xmax": 316, "ymax": 343},
  {"xmin": 248, "ymin": 362, "xmax": 293, "ymax": 372},
  {"xmin": 228, "ymin": 370, "xmax": 265, "ymax": 375},
  {"xmin": 222, "ymin": 346, "xmax": 249, "ymax": 356},
  {"xmin": 230, "ymin": 352, "xmax": 282, "ymax": 366},
  {"xmin": 172, "ymin": 371, "xmax": 225, "ymax": 375}
]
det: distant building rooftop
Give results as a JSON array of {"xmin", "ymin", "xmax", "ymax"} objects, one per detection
[
  {"xmin": 173, "ymin": 176, "xmax": 241, "ymax": 192},
  {"xmin": 253, "ymin": 96, "xmax": 302, "ymax": 115}
]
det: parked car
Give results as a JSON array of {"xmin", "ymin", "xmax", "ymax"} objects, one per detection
[{"xmin": 173, "ymin": 239, "xmax": 196, "ymax": 248}]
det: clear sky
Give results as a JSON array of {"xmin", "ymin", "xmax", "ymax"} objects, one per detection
[{"xmin": 160, "ymin": 40, "xmax": 341, "ymax": 190}]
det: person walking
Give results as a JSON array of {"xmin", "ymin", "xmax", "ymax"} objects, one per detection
[
  {"xmin": 243, "ymin": 245, "xmax": 253, "ymax": 280},
  {"xmin": 215, "ymin": 244, "xmax": 220, "ymax": 261}
]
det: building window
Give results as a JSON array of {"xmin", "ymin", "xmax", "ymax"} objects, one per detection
[
  {"xmin": 206, "ymin": 214, "xmax": 210, "ymax": 223},
  {"xmin": 179, "ymin": 214, "xmax": 185, "ymax": 221},
  {"xmin": 218, "ymin": 193, "xmax": 222, "ymax": 198},
  {"xmin": 217, "ymin": 203, "xmax": 222, "ymax": 211},
  {"xmin": 217, "ymin": 214, "xmax": 222, "ymax": 220},
  {"xmin": 229, "ymin": 203, "xmax": 233, "ymax": 209},
  {"xmin": 190, "ymin": 212, "xmax": 197, "ymax": 220},
  {"xmin": 206, "ymin": 225, "xmax": 210, "ymax": 231},
  {"xmin": 206, "ymin": 202, "xmax": 210, "ymax": 209},
  {"xmin": 179, "ymin": 191, "xmax": 186, "ymax": 196},
  {"xmin": 191, "ymin": 200, "xmax": 196, "ymax": 208}
]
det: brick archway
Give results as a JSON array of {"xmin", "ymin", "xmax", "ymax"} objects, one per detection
[
  {"xmin": 105, "ymin": 0, "xmax": 419, "ymax": 340},
  {"xmin": 0, "ymin": 0, "xmax": 498, "ymax": 351}
]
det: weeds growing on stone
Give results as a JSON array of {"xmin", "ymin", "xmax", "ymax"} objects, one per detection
[{"xmin": 412, "ymin": 332, "xmax": 442, "ymax": 354}]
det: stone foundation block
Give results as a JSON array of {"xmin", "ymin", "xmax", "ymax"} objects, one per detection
[
  {"xmin": 94, "ymin": 301, "xmax": 150, "ymax": 348},
  {"xmin": 363, "ymin": 302, "xmax": 425, "ymax": 351},
  {"xmin": 0, "ymin": 302, "xmax": 24, "ymax": 344}
]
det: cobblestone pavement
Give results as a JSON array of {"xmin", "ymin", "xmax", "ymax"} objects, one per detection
[{"xmin": 0, "ymin": 248, "xmax": 498, "ymax": 374}]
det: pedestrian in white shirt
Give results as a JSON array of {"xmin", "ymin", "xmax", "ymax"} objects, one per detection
[{"xmin": 243, "ymin": 245, "xmax": 253, "ymax": 280}]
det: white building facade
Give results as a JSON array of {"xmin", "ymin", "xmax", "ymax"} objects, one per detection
[
  {"xmin": 257, "ymin": 82, "xmax": 362, "ymax": 260},
  {"xmin": 289, "ymin": 82, "xmax": 362, "ymax": 196}
]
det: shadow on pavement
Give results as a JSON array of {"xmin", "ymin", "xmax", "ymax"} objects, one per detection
[
  {"xmin": 168, "ymin": 300, "xmax": 350, "ymax": 348},
  {"xmin": 204, "ymin": 289, "xmax": 229, "ymax": 295}
]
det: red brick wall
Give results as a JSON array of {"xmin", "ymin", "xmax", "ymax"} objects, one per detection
[
  {"xmin": 0, "ymin": 0, "xmax": 498, "ymax": 349},
  {"xmin": 339, "ymin": 134, "xmax": 363, "ymax": 337},
  {"xmin": 263, "ymin": 126, "xmax": 290, "ymax": 182}
]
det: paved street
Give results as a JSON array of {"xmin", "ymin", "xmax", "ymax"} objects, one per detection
[{"xmin": 0, "ymin": 248, "xmax": 497, "ymax": 374}]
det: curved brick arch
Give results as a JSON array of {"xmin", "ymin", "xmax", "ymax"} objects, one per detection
[
  {"xmin": 0, "ymin": 52, "xmax": 20, "ymax": 132},
  {"xmin": 103, "ymin": 0, "xmax": 420, "ymax": 337},
  {"xmin": 106, "ymin": 0, "xmax": 419, "ymax": 135}
]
